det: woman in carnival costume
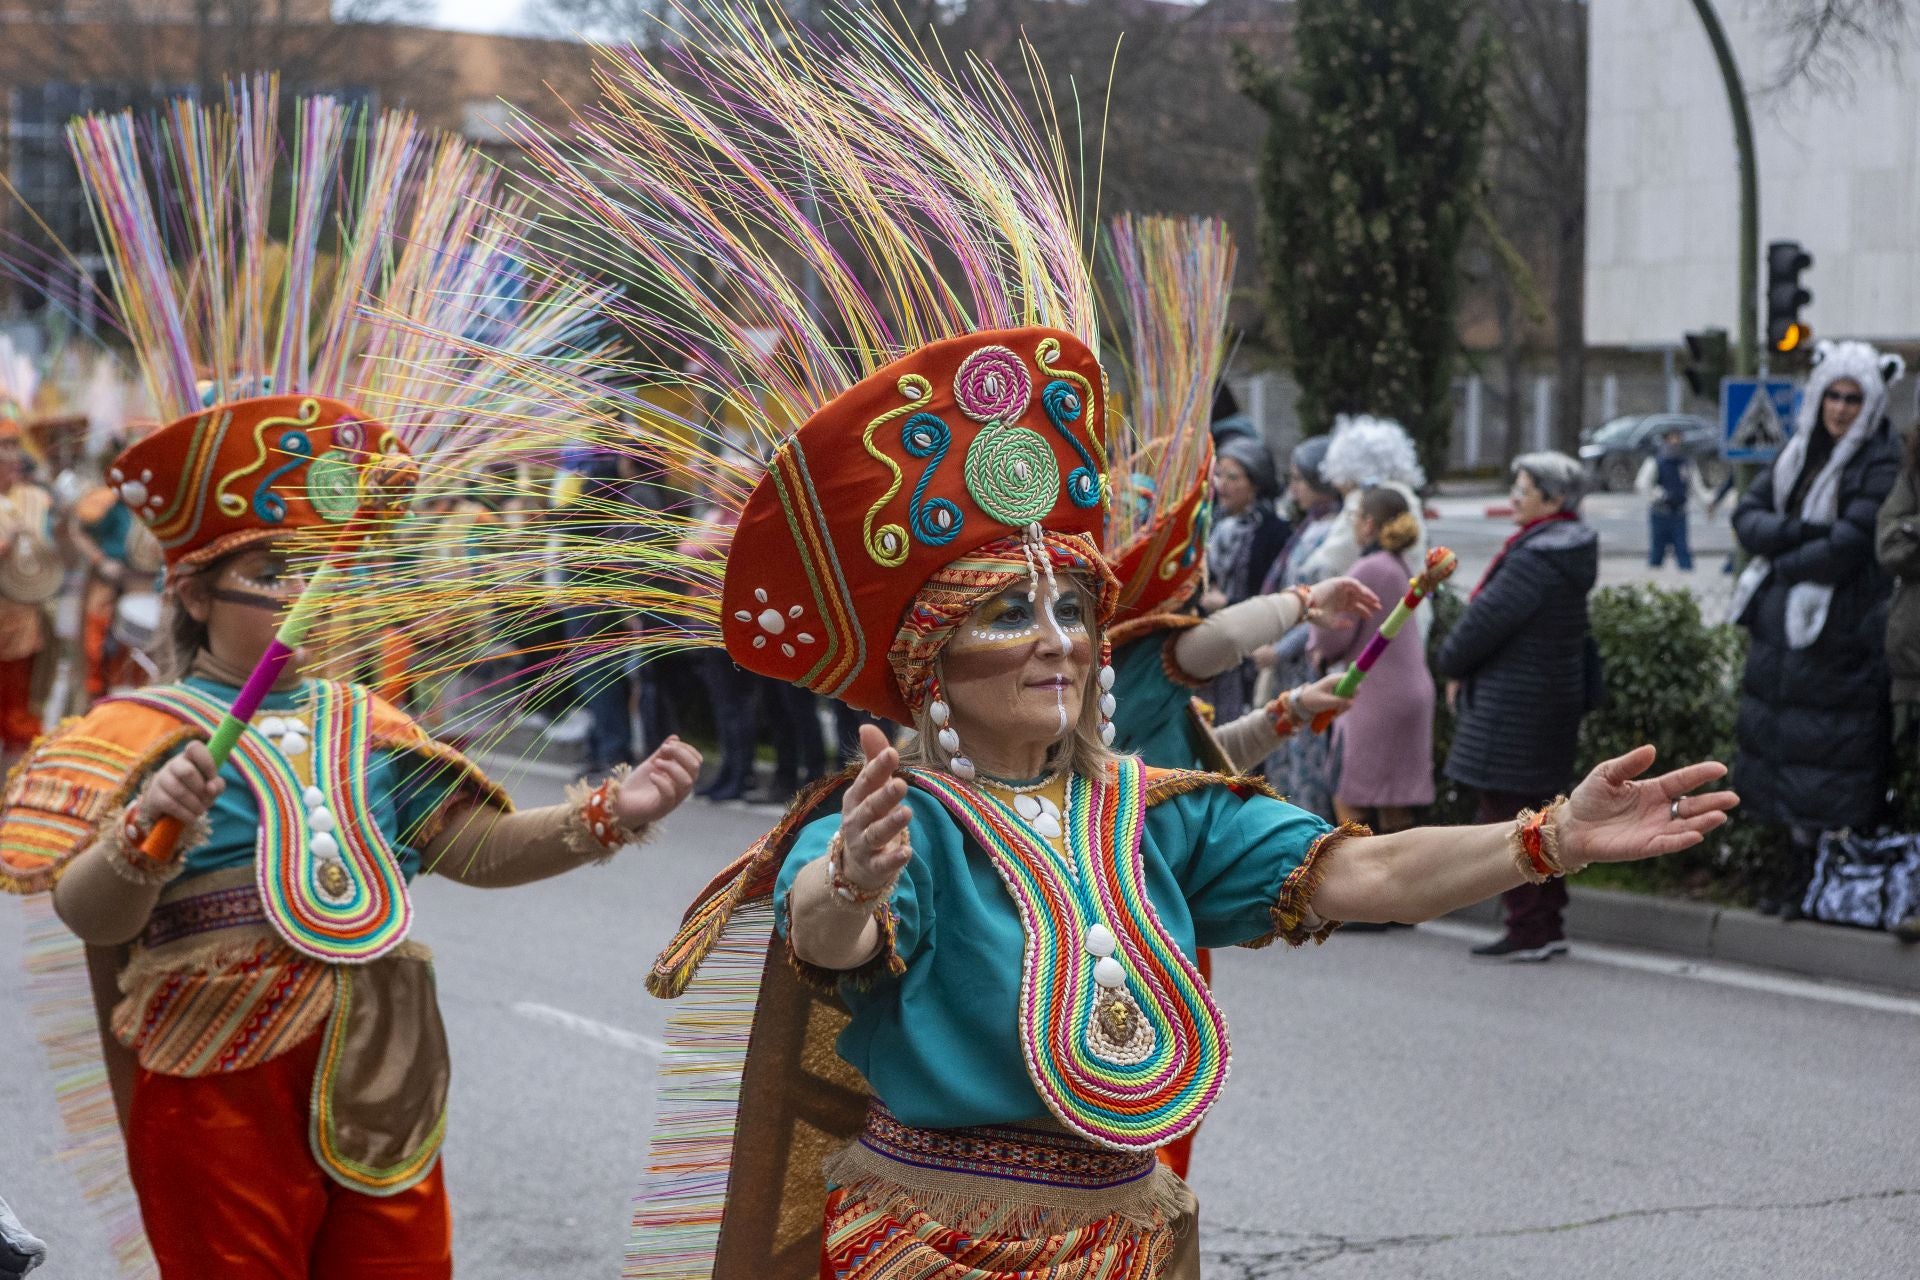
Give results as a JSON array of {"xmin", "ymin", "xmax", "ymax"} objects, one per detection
[
  {"xmin": 411, "ymin": 7, "xmax": 1737, "ymax": 1274},
  {"xmin": 1099, "ymin": 214, "xmax": 1376, "ymax": 785},
  {"xmin": 0, "ymin": 347, "xmax": 66, "ymax": 765},
  {"xmin": 0, "ymin": 82, "xmax": 701, "ymax": 1279}
]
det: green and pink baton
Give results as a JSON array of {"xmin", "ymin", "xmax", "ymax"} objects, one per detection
[
  {"xmin": 133, "ymin": 455, "xmax": 417, "ymax": 865},
  {"xmin": 1312, "ymin": 546, "xmax": 1459, "ymax": 733}
]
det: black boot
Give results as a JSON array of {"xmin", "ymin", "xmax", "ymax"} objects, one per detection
[{"xmin": 1777, "ymin": 829, "xmax": 1819, "ymax": 922}]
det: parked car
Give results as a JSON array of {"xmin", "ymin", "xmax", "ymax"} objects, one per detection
[{"xmin": 1577, "ymin": 413, "xmax": 1731, "ymax": 493}]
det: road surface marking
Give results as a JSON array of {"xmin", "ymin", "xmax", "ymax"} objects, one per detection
[
  {"xmin": 511, "ymin": 1001, "xmax": 665, "ymax": 1057},
  {"xmin": 1419, "ymin": 920, "xmax": 1920, "ymax": 1019}
]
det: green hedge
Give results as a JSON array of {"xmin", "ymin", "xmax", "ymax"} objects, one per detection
[{"xmin": 1425, "ymin": 580, "xmax": 1919, "ymax": 903}]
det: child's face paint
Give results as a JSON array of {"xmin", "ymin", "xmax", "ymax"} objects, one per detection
[{"xmin": 184, "ymin": 543, "xmax": 308, "ymax": 687}]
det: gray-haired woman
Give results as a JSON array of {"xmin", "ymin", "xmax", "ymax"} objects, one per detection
[{"xmin": 1435, "ymin": 451, "xmax": 1600, "ymax": 959}]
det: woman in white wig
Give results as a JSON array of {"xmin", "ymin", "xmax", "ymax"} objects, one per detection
[{"xmin": 1304, "ymin": 415, "xmax": 1430, "ymax": 630}]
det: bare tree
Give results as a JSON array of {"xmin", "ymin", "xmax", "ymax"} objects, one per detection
[
  {"xmin": 1764, "ymin": 0, "xmax": 1913, "ymax": 91},
  {"xmin": 1476, "ymin": 0, "xmax": 1587, "ymax": 455}
]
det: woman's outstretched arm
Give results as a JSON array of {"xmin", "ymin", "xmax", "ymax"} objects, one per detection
[{"xmin": 1309, "ymin": 747, "xmax": 1738, "ymax": 924}]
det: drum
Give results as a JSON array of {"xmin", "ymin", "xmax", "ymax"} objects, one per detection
[{"xmin": 111, "ymin": 591, "xmax": 160, "ymax": 656}]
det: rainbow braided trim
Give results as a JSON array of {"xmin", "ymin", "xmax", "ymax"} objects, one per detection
[
  {"xmin": 125, "ymin": 683, "xmax": 411, "ymax": 963},
  {"xmin": 908, "ymin": 758, "xmax": 1229, "ymax": 1151}
]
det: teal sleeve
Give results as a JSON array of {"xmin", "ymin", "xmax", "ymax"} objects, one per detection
[
  {"xmin": 773, "ymin": 796, "xmax": 938, "ymax": 967},
  {"xmin": 1148, "ymin": 786, "xmax": 1335, "ymax": 948},
  {"xmin": 388, "ymin": 749, "xmax": 480, "ymax": 849}
]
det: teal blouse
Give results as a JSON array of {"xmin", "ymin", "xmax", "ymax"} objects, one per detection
[
  {"xmin": 1108, "ymin": 629, "xmax": 1208, "ymax": 770},
  {"xmin": 83, "ymin": 500, "xmax": 133, "ymax": 565},
  {"xmin": 169, "ymin": 677, "xmax": 462, "ymax": 885},
  {"xmin": 773, "ymin": 780, "xmax": 1331, "ymax": 1131}
]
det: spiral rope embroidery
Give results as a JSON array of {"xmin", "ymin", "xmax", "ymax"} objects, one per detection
[
  {"xmin": 907, "ymin": 758, "xmax": 1230, "ymax": 1150},
  {"xmin": 901, "ymin": 412, "xmax": 962, "ymax": 547},
  {"xmin": 860, "ymin": 374, "xmax": 931, "ymax": 567}
]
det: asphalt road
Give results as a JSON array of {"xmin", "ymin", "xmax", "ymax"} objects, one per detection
[{"xmin": 4, "ymin": 759, "xmax": 1915, "ymax": 1279}]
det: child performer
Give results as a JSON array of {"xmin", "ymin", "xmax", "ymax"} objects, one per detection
[{"xmin": 0, "ymin": 82, "xmax": 701, "ymax": 1279}]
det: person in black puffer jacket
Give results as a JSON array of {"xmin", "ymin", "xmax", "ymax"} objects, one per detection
[
  {"xmin": 1436, "ymin": 451, "xmax": 1599, "ymax": 961},
  {"xmin": 1730, "ymin": 339, "xmax": 1904, "ymax": 917}
]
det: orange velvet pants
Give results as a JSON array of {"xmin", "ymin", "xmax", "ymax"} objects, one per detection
[
  {"xmin": 126, "ymin": 1031, "xmax": 452, "ymax": 1279},
  {"xmin": 0, "ymin": 655, "xmax": 39, "ymax": 752},
  {"xmin": 83, "ymin": 598, "xmax": 138, "ymax": 699}
]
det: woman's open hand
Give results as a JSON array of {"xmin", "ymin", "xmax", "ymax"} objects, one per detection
[
  {"xmin": 1560, "ymin": 745, "xmax": 1740, "ymax": 866},
  {"xmin": 1308, "ymin": 575, "xmax": 1381, "ymax": 620},
  {"xmin": 837, "ymin": 724, "xmax": 913, "ymax": 894}
]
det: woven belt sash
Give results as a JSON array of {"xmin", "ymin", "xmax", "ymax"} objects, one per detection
[{"xmin": 823, "ymin": 1098, "xmax": 1181, "ymax": 1231}]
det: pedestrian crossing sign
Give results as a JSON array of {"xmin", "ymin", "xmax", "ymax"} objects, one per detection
[{"xmin": 1721, "ymin": 377, "xmax": 1799, "ymax": 462}]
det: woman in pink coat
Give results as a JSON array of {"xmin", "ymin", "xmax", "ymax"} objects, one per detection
[{"xmin": 1312, "ymin": 486, "xmax": 1436, "ymax": 833}]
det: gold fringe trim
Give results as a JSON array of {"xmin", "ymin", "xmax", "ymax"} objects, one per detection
[
  {"xmin": 646, "ymin": 768, "xmax": 858, "ymax": 1000},
  {"xmin": 1139, "ymin": 765, "xmax": 1280, "ymax": 806},
  {"xmin": 781, "ymin": 888, "xmax": 907, "ymax": 995},
  {"xmin": 821, "ymin": 1138, "xmax": 1186, "ymax": 1236},
  {"xmin": 1242, "ymin": 820, "xmax": 1368, "ymax": 949}
]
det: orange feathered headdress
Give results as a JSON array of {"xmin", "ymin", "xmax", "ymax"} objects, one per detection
[
  {"xmin": 107, "ymin": 394, "xmax": 407, "ymax": 573},
  {"xmin": 721, "ymin": 327, "xmax": 1113, "ymax": 723}
]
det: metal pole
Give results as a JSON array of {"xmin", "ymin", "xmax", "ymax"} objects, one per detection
[{"xmin": 1688, "ymin": 0, "xmax": 1759, "ymax": 377}]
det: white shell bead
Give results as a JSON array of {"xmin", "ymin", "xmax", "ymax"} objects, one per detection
[
  {"xmin": 929, "ymin": 701, "xmax": 950, "ymax": 727},
  {"xmin": 1014, "ymin": 794, "xmax": 1042, "ymax": 820},
  {"xmin": 1099, "ymin": 722, "xmax": 1116, "ymax": 746},
  {"xmin": 1084, "ymin": 923, "xmax": 1117, "ymax": 957},
  {"xmin": 937, "ymin": 727, "xmax": 961, "ymax": 754},
  {"xmin": 311, "ymin": 832, "xmax": 340, "ymax": 858},
  {"xmin": 1098, "ymin": 693, "xmax": 1117, "ymax": 717},
  {"xmin": 950, "ymin": 756, "xmax": 976, "ymax": 780},
  {"xmin": 258, "ymin": 716, "xmax": 287, "ymax": 737},
  {"xmin": 309, "ymin": 809, "xmax": 336, "ymax": 833},
  {"xmin": 1098, "ymin": 665, "xmax": 1116, "ymax": 690},
  {"xmin": 1032, "ymin": 814, "xmax": 1063, "ymax": 839},
  {"xmin": 1093, "ymin": 956, "xmax": 1126, "ymax": 989},
  {"xmin": 280, "ymin": 735, "xmax": 309, "ymax": 756},
  {"xmin": 302, "ymin": 786, "xmax": 326, "ymax": 808}
]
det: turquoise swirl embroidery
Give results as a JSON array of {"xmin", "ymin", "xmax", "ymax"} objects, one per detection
[
  {"xmin": 1041, "ymin": 381, "xmax": 1100, "ymax": 509},
  {"xmin": 901, "ymin": 412, "xmax": 962, "ymax": 547},
  {"xmin": 253, "ymin": 430, "xmax": 316, "ymax": 522}
]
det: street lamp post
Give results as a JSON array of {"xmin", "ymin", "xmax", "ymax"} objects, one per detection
[{"xmin": 1688, "ymin": 0, "xmax": 1760, "ymax": 378}]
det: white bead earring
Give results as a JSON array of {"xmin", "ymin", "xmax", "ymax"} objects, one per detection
[
  {"xmin": 1097, "ymin": 642, "xmax": 1117, "ymax": 746},
  {"xmin": 928, "ymin": 674, "xmax": 975, "ymax": 779}
]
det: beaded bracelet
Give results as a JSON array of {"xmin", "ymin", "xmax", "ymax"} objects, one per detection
[
  {"xmin": 825, "ymin": 831, "xmax": 894, "ymax": 906},
  {"xmin": 1286, "ymin": 583, "xmax": 1316, "ymax": 624}
]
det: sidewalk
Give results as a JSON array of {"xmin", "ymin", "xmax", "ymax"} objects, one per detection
[{"xmin": 1449, "ymin": 886, "xmax": 1920, "ymax": 995}]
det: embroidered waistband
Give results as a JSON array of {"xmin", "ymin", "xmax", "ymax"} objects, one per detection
[
  {"xmin": 143, "ymin": 883, "xmax": 267, "ymax": 948},
  {"xmin": 858, "ymin": 1099, "xmax": 1157, "ymax": 1193}
]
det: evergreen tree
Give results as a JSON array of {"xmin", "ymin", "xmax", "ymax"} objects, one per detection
[{"xmin": 1237, "ymin": 0, "xmax": 1493, "ymax": 477}]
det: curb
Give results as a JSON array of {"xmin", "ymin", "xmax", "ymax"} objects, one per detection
[{"xmin": 1448, "ymin": 886, "xmax": 1920, "ymax": 995}]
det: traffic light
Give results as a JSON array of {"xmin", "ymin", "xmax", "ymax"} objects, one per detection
[
  {"xmin": 1683, "ymin": 328, "xmax": 1730, "ymax": 401},
  {"xmin": 1766, "ymin": 240, "xmax": 1812, "ymax": 353}
]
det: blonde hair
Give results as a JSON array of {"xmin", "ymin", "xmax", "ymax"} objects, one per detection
[{"xmin": 1359, "ymin": 485, "xmax": 1419, "ymax": 554}]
